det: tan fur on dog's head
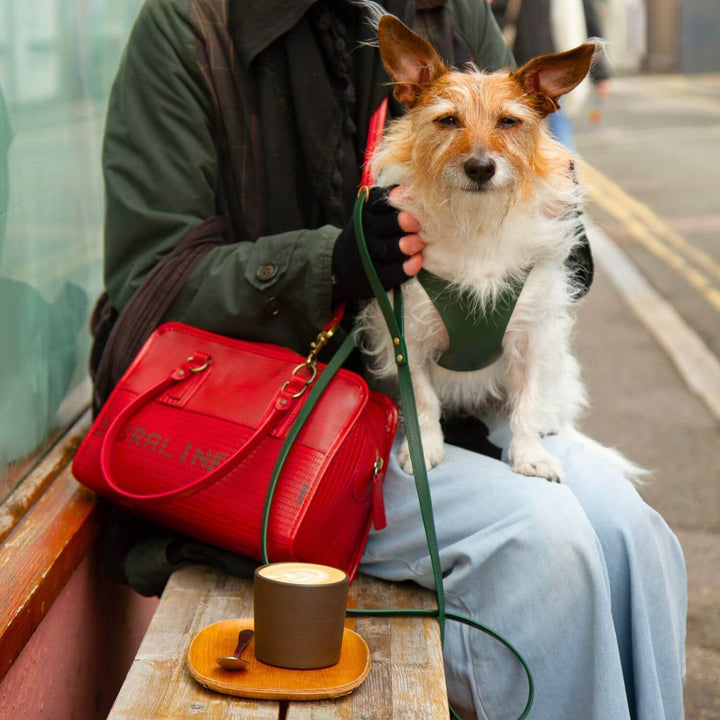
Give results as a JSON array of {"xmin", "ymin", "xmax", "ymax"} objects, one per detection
[{"xmin": 374, "ymin": 15, "xmax": 595, "ymax": 204}]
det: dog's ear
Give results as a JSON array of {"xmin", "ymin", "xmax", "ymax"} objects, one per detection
[
  {"xmin": 514, "ymin": 43, "xmax": 596, "ymax": 117},
  {"xmin": 377, "ymin": 15, "xmax": 447, "ymax": 107}
]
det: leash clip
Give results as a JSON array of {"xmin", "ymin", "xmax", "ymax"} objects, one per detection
[{"xmin": 306, "ymin": 322, "xmax": 339, "ymax": 367}]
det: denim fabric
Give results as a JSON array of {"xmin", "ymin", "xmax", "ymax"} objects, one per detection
[{"xmin": 360, "ymin": 420, "xmax": 687, "ymax": 720}]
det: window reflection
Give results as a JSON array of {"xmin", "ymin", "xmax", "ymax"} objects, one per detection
[{"xmin": 0, "ymin": 0, "xmax": 143, "ymax": 499}]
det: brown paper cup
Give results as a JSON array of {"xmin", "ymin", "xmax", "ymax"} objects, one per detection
[{"xmin": 253, "ymin": 562, "xmax": 349, "ymax": 669}]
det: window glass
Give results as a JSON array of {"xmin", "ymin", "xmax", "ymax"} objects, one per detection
[{"xmin": 0, "ymin": 0, "xmax": 144, "ymax": 499}]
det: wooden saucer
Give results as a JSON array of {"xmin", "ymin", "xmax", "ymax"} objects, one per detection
[{"xmin": 187, "ymin": 618, "xmax": 371, "ymax": 701}]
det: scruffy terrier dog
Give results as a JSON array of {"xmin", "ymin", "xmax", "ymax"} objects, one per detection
[{"xmin": 360, "ymin": 14, "xmax": 633, "ymax": 482}]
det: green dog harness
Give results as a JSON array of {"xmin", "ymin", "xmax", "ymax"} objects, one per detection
[{"xmin": 415, "ymin": 268, "xmax": 528, "ymax": 372}]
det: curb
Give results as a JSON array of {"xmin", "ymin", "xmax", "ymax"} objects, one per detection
[{"xmin": 587, "ymin": 223, "xmax": 720, "ymax": 424}]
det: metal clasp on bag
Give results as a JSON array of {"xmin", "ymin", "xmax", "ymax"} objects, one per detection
[
  {"xmin": 371, "ymin": 451, "xmax": 387, "ymax": 531},
  {"xmin": 373, "ymin": 454, "xmax": 384, "ymax": 477},
  {"xmin": 306, "ymin": 324, "xmax": 337, "ymax": 366},
  {"xmin": 280, "ymin": 314, "xmax": 343, "ymax": 399},
  {"xmin": 187, "ymin": 355, "xmax": 212, "ymax": 373},
  {"xmin": 281, "ymin": 362, "xmax": 318, "ymax": 399},
  {"xmin": 172, "ymin": 354, "xmax": 212, "ymax": 380}
]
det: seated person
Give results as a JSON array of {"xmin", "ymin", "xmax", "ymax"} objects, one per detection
[{"xmin": 92, "ymin": 2, "xmax": 686, "ymax": 719}]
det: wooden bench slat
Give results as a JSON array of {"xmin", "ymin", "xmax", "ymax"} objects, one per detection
[
  {"xmin": 286, "ymin": 577, "xmax": 448, "ymax": 720},
  {"xmin": 109, "ymin": 567, "xmax": 448, "ymax": 719},
  {"xmin": 109, "ymin": 566, "xmax": 280, "ymax": 720}
]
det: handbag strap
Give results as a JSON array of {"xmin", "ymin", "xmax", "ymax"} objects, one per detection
[
  {"xmin": 361, "ymin": 96, "xmax": 388, "ymax": 189},
  {"xmin": 257, "ymin": 98, "xmax": 388, "ymax": 561}
]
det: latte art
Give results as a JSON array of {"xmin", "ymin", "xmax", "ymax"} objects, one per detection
[{"xmin": 257, "ymin": 562, "xmax": 346, "ymax": 586}]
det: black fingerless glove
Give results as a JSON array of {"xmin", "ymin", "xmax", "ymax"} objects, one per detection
[{"xmin": 331, "ymin": 187, "xmax": 411, "ymax": 303}]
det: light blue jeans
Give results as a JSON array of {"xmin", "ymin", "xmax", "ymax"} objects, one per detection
[{"xmin": 360, "ymin": 419, "xmax": 687, "ymax": 720}]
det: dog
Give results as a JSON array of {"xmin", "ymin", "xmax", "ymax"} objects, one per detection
[{"xmin": 358, "ymin": 13, "xmax": 636, "ymax": 483}]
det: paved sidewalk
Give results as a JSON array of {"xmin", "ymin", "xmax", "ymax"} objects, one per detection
[{"xmin": 573, "ymin": 226, "xmax": 720, "ymax": 719}]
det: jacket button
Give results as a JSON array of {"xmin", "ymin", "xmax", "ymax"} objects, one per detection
[
  {"xmin": 264, "ymin": 297, "xmax": 283, "ymax": 317},
  {"xmin": 256, "ymin": 264, "xmax": 278, "ymax": 281}
]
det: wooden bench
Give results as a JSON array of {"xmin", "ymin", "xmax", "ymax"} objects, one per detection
[{"xmin": 107, "ymin": 565, "xmax": 449, "ymax": 718}]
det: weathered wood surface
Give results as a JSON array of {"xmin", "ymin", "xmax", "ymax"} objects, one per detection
[
  {"xmin": 0, "ymin": 461, "xmax": 99, "ymax": 681},
  {"xmin": 109, "ymin": 566, "xmax": 280, "ymax": 720},
  {"xmin": 287, "ymin": 578, "xmax": 449, "ymax": 720},
  {"xmin": 0, "ymin": 411, "xmax": 90, "ymax": 543},
  {"xmin": 108, "ymin": 567, "xmax": 448, "ymax": 719}
]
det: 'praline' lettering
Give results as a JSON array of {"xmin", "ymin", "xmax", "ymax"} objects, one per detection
[{"xmin": 114, "ymin": 423, "xmax": 226, "ymax": 470}]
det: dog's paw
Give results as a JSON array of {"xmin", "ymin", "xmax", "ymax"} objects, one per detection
[
  {"xmin": 397, "ymin": 437, "xmax": 444, "ymax": 475},
  {"xmin": 509, "ymin": 444, "xmax": 564, "ymax": 483}
]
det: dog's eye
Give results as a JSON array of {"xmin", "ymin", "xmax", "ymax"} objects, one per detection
[
  {"xmin": 498, "ymin": 117, "xmax": 520, "ymax": 129},
  {"xmin": 436, "ymin": 115, "xmax": 460, "ymax": 128}
]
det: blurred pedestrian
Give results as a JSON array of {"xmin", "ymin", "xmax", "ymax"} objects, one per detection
[{"xmin": 492, "ymin": 0, "xmax": 612, "ymax": 150}]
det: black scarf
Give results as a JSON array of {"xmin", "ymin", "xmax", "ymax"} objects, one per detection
[{"xmin": 229, "ymin": 0, "xmax": 412, "ymax": 235}]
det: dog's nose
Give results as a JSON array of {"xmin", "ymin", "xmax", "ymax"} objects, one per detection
[{"xmin": 464, "ymin": 156, "xmax": 496, "ymax": 185}]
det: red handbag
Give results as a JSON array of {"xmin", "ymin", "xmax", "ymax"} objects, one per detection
[
  {"xmin": 74, "ymin": 98, "xmax": 395, "ymax": 581},
  {"xmin": 72, "ymin": 318, "xmax": 397, "ymax": 580}
]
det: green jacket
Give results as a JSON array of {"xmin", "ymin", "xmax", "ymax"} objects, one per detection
[{"xmin": 102, "ymin": 0, "xmax": 514, "ymax": 358}]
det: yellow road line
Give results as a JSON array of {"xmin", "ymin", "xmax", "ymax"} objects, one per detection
[
  {"xmin": 580, "ymin": 160, "xmax": 720, "ymax": 282},
  {"xmin": 581, "ymin": 161, "xmax": 720, "ymax": 283},
  {"xmin": 578, "ymin": 160, "xmax": 720, "ymax": 314}
]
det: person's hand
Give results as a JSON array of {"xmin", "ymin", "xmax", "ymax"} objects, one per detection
[{"xmin": 331, "ymin": 186, "xmax": 425, "ymax": 302}]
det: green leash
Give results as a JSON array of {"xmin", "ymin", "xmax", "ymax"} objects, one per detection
[
  {"xmin": 351, "ymin": 189, "xmax": 534, "ymax": 720},
  {"xmin": 260, "ymin": 190, "xmax": 534, "ymax": 720}
]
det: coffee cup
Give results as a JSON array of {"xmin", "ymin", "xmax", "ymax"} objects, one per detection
[{"xmin": 253, "ymin": 562, "xmax": 349, "ymax": 669}]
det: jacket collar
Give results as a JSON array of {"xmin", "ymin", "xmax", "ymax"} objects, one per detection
[
  {"xmin": 232, "ymin": 0, "xmax": 316, "ymax": 67},
  {"xmin": 233, "ymin": 0, "xmax": 414, "ymax": 67}
]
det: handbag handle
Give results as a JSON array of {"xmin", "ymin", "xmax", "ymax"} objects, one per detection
[{"xmin": 98, "ymin": 353, "xmax": 312, "ymax": 506}]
